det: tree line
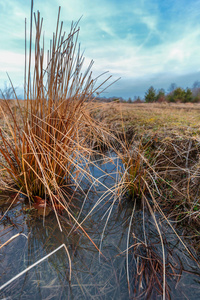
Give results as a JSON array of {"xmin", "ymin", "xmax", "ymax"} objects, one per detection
[{"xmin": 144, "ymin": 81, "xmax": 200, "ymax": 103}]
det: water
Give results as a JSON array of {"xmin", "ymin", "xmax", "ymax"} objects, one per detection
[{"xmin": 0, "ymin": 154, "xmax": 200, "ymax": 299}]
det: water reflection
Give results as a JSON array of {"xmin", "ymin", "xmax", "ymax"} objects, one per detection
[{"xmin": 0, "ymin": 155, "xmax": 200, "ymax": 299}]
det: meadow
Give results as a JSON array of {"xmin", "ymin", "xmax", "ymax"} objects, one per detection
[{"xmin": 92, "ymin": 102, "xmax": 200, "ymax": 138}]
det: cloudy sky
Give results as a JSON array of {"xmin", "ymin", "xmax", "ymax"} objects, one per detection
[{"xmin": 1, "ymin": 0, "xmax": 200, "ymax": 99}]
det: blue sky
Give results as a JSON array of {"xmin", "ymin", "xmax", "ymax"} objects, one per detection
[{"xmin": 1, "ymin": 0, "xmax": 200, "ymax": 99}]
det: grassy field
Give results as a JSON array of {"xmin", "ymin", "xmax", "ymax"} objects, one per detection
[{"xmin": 91, "ymin": 102, "xmax": 200, "ymax": 138}]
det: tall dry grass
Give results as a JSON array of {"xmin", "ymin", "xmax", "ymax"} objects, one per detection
[{"xmin": 0, "ymin": 2, "xmax": 112, "ymax": 231}]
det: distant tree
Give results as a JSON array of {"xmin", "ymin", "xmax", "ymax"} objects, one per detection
[
  {"xmin": 157, "ymin": 88, "xmax": 165, "ymax": 95},
  {"xmin": 172, "ymin": 87, "xmax": 185, "ymax": 102},
  {"xmin": 134, "ymin": 96, "xmax": 142, "ymax": 103},
  {"xmin": 168, "ymin": 83, "xmax": 177, "ymax": 93},
  {"xmin": 145, "ymin": 86, "xmax": 156, "ymax": 103},
  {"xmin": 184, "ymin": 88, "xmax": 193, "ymax": 103},
  {"xmin": 167, "ymin": 87, "xmax": 182, "ymax": 102},
  {"xmin": 156, "ymin": 88, "xmax": 165, "ymax": 102},
  {"xmin": 192, "ymin": 80, "xmax": 200, "ymax": 89},
  {"xmin": 192, "ymin": 95, "xmax": 200, "ymax": 103},
  {"xmin": 192, "ymin": 85, "xmax": 200, "ymax": 101},
  {"xmin": 167, "ymin": 94, "xmax": 175, "ymax": 102},
  {"xmin": 167, "ymin": 87, "xmax": 193, "ymax": 103},
  {"xmin": 127, "ymin": 97, "xmax": 132, "ymax": 103},
  {"xmin": 192, "ymin": 86, "xmax": 200, "ymax": 97},
  {"xmin": 0, "ymin": 82, "xmax": 16, "ymax": 99}
]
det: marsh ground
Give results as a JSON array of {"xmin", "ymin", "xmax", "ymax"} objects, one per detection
[
  {"xmin": 0, "ymin": 99, "xmax": 200, "ymax": 298},
  {"xmin": 91, "ymin": 102, "xmax": 200, "ymax": 254}
]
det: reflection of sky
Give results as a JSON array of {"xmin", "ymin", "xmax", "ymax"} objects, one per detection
[{"xmin": 1, "ymin": 0, "xmax": 200, "ymax": 98}]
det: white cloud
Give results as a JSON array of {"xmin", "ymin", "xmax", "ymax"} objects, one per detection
[{"xmin": 1, "ymin": 0, "xmax": 200, "ymax": 98}]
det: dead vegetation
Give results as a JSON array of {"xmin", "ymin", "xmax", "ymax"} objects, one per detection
[{"xmin": 91, "ymin": 102, "xmax": 200, "ymax": 255}]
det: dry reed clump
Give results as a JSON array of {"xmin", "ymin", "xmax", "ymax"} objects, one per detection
[
  {"xmin": 120, "ymin": 136, "xmax": 200, "ymax": 227},
  {"xmin": 0, "ymin": 3, "xmax": 112, "ymax": 228},
  {"xmin": 150, "ymin": 138, "xmax": 200, "ymax": 226},
  {"xmin": 120, "ymin": 147, "xmax": 148, "ymax": 203},
  {"xmin": 114, "ymin": 134, "xmax": 158, "ymax": 205}
]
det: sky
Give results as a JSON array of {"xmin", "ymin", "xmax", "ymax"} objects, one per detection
[{"xmin": 1, "ymin": 0, "xmax": 200, "ymax": 99}]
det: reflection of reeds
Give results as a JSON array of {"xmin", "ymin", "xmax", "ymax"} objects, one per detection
[{"xmin": 129, "ymin": 240, "xmax": 173, "ymax": 299}]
